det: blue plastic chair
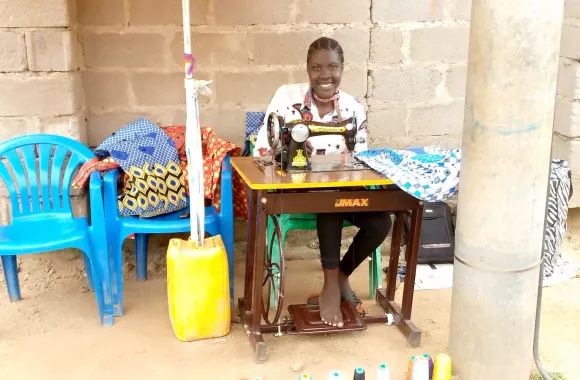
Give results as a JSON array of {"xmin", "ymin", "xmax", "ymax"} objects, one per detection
[
  {"xmin": 102, "ymin": 153, "xmax": 235, "ymax": 316},
  {"xmin": 0, "ymin": 134, "xmax": 114, "ymax": 326}
]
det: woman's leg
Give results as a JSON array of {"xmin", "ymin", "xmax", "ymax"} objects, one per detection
[
  {"xmin": 338, "ymin": 211, "xmax": 392, "ymax": 301},
  {"xmin": 316, "ymin": 212, "xmax": 346, "ymax": 327}
]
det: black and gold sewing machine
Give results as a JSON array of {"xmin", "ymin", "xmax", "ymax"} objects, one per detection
[{"xmin": 265, "ymin": 112, "xmax": 363, "ymax": 172}]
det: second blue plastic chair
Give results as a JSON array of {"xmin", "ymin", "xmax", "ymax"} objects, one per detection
[{"xmin": 102, "ymin": 154, "xmax": 235, "ymax": 316}]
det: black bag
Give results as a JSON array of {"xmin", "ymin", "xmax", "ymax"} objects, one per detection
[{"xmin": 402, "ymin": 202, "xmax": 455, "ymax": 265}]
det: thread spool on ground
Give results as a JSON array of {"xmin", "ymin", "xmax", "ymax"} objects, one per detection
[
  {"xmin": 432, "ymin": 353, "xmax": 452, "ymax": 380},
  {"xmin": 376, "ymin": 363, "xmax": 390, "ymax": 380},
  {"xmin": 353, "ymin": 367, "xmax": 365, "ymax": 380},
  {"xmin": 298, "ymin": 374, "xmax": 313, "ymax": 380},
  {"xmin": 327, "ymin": 371, "xmax": 344, "ymax": 380},
  {"xmin": 406, "ymin": 356, "xmax": 415, "ymax": 380},
  {"xmin": 412, "ymin": 355, "xmax": 429, "ymax": 380}
]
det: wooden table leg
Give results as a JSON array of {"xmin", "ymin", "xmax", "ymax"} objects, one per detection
[
  {"xmin": 377, "ymin": 204, "xmax": 424, "ymax": 348},
  {"xmin": 242, "ymin": 187, "xmax": 257, "ymax": 323},
  {"xmin": 249, "ymin": 190, "xmax": 268, "ymax": 363}
]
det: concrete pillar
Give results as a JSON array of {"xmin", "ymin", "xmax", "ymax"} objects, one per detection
[{"xmin": 449, "ymin": 1, "xmax": 565, "ymax": 379}]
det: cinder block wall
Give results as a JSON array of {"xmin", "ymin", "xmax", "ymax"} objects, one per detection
[
  {"xmin": 78, "ymin": 0, "xmax": 472, "ymax": 149},
  {"xmin": 0, "ymin": 0, "xmax": 579, "ymax": 204},
  {"xmin": 554, "ymin": 1, "xmax": 580, "ymax": 206},
  {"xmin": 0, "ymin": 0, "xmax": 86, "ymax": 143}
]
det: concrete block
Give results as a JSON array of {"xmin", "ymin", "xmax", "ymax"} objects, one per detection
[
  {"xmin": 26, "ymin": 30, "xmax": 79, "ymax": 72},
  {"xmin": 557, "ymin": 58, "xmax": 580, "ymax": 100},
  {"xmin": 215, "ymin": 0, "xmax": 291, "ymax": 25},
  {"xmin": 82, "ymin": 32, "xmax": 166, "ymax": 68},
  {"xmin": 338, "ymin": 67, "xmax": 369, "ymax": 101},
  {"xmin": 41, "ymin": 114, "xmax": 88, "ymax": 143},
  {"xmin": 372, "ymin": 0, "xmax": 443, "ymax": 22},
  {"xmin": 447, "ymin": 64, "xmax": 468, "ymax": 99},
  {"xmin": 0, "ymin": 73, "xmax": 82, "ymax": 117},
  {"xmin": 199, "ymin": 109, "xmax": 246, "ymax": 146},
  {"xmin": 215, "ymin": 71, "xmax": 291, "ymax": 108},
  {"xmin": 252, "ymin": 30, "xmax": 320, "ymax": 65},
  {"xmin": 131, "ymin": 71, "xmax": 212, "ymax": 107},
  {"xmin": 408, "ymin": 102, "xmax": 465, "ymax": 136},
  {"xmin": 561, "ymin": 25, "xmax": 580, "ymax": 59},
  {"xmin": 367, "ymin": 106, "xmax": 407, "ymax": 139},
  {"xmin": 297, "ymin": 0, "xmax": 371, "ymax": 23},
  {"xmin": 171, "ymin": 32, "xmax": 249, "ymax": 69},
  {"xmin": 371, "ymin": 67, "xmax": 442, "ymax": 102},
  {"xmin": 554, "ymin": 99, "xmax": 580, "ymax": 137},
  {"xmin": 565, "ymin": 0, "xmax": 580, "ymax": 19},
  {"xmin": 410, "ymin": 27, "xmax": 470, "ymax": 62},
  {"xmin": 0, "ymin": 114, "xmax": 86, "ymax": 142},
  {"xmin": 87, "ymin": 111, "xmax": 165, "ymax": 146},
  {"xmin": 0, "ymin": 31, "xmax": 27, "ymax": 72},
  {"xmin": 129, "ymin": 0, "xmax": 208, "ymax": 26},
  {"xmin": 0, "ymin": 0, "xmax": 69, "ymax": 27},
  {"xmin": 82, "ymin": 71, "xmax": 130, "ymax": 109},
  {"xmin": 370, "ymin": 29, "xmax": 404, "ymax": 65},
  {"xmin": 166, "ymin": 108, "xmax": 246, "ymax": 146},
  {"xmin": 332, "ymin": 29, "xmax": 371, "ymax": 64},
  {"xmin": 77, "ymin": 0, "xmax": 124, "ymax": 26},
  {"xmin": 450, "ymin": 0, "xmax": 472, "ymax": 21}
]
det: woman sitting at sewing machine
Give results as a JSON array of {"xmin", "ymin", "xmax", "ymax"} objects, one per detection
[{"xmin": 253, "ymin": 37, "xmax": 392, "ymax": 328}]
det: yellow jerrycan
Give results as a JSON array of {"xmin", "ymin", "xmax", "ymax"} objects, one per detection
[{"xmin": 166, "ymin": 235, "xmax": 231, "ymax": 341}]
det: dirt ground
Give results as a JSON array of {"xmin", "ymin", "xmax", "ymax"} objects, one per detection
[{"xmin": 1, "ymin": 210, "xmax": 579, "ymax": 380}]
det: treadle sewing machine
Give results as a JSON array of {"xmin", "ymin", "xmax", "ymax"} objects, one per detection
[
  {"xmin": 264, "ymin": 111, "xmax": 366, "ymax": 172},
  {"xmin": 232, "ymin": 115, "xmax": 426, "ymax": 363}
]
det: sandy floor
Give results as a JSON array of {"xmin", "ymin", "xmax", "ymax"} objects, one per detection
[{"xmin": 0, "ymin": 211, "xmax": 579, "ymax": 380}]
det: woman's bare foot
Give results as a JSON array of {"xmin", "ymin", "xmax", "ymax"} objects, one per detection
[
  {"xmin": 319, "ymin": 269, "xmax": 344, "ymax": 327},
  {"xmin": 338, "ymin": 270, "xmax": 355, "ymax": 303}
]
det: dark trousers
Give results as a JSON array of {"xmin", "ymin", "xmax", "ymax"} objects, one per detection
[{"xmin": 316, "ymin": 211, "xmax": 392, "ymax": 276}]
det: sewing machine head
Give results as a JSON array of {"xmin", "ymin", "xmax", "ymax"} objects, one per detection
[{"xmin": 266, "ymin": 112, "xmax": 361, "ymax": 172}]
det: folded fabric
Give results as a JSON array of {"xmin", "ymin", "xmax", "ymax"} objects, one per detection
[
  {"xmin": 95, "ymin": 118, "xmax": 188, "ymax": 218},
  {"xmin": 72, "ymin": 121, "xmax": 248, "ymax": 221},
  {"xmin": 355, "ymin": 146, "xmax": 461, "ymax": 202}
]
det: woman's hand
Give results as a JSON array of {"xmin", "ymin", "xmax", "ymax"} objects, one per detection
[{"xmin": 306, "ymin": 139, "xmax": 314, "ymax": 156}]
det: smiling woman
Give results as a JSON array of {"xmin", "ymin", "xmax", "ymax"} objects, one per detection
[{"xmin": 252, "ymin": 37, "xmax": 392, "ymax": 329}]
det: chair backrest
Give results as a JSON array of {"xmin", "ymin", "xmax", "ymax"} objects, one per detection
[{"xmin": 0, "ymin": 134, "xmax": 94, "ymax": 219}]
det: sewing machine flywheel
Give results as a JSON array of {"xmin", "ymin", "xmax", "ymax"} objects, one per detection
[
  {"xmin": 266, "ymin": 112, "xmax": 282, "ymax": 149},
  {"xmin": 261, "ymin": 215, "xmax": 286, "ymax": 325}
]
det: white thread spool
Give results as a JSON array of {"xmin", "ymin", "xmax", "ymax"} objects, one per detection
[
  {"xmin": 327, "ymin": 370, "xmax": 344, "ymax": 380},
  {"xmin": 376, "ymin": 363, "xmax": 390, "ymax": 380},
  {"xmin": 411, "ymin": 355, "xmax": 430, "ymax": 380}
]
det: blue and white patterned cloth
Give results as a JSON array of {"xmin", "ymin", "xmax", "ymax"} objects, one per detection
[
  {"xmin": 95, "ymin": 117, "xmax": 188, "ymax": 218},
  {"xmin": 355, "ymin": 146, "xmax": 461, "ymax": 202}
]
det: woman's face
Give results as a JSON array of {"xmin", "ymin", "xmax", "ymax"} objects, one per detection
[{"xmin": 307, "ymin": 49, "xmax": 343, "ymax": 99}]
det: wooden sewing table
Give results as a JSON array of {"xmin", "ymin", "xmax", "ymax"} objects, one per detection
[{"xmin": 231, "ymin": 155, "xmax": 424, "ymax": 363}]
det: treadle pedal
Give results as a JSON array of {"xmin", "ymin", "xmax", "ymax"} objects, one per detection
[{"xmin": 287, "ymin": 302, "xmax": 367, "ymax": 334}]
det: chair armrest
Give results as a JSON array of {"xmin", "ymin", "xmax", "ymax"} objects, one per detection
[
  {"xmin": 103, "ymin": 168, "xmax": 123, "ymax": 219},
  {"xmin": 88, "ymin": 171, "xmax": 107, "ymax": 241},
  {"xmin": 220, "ymin": 153, "xmax": 233, "ymax": 215}
]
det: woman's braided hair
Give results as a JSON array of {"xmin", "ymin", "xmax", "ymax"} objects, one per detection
[{"xmin": 306, "ymin": 37, "xmax": 345, "ymax": 65}]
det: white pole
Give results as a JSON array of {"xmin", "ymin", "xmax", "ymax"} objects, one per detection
[
  {"xmin": 449, "ymin": 0, "xmax": 565, "ymax": 378},
  {"xmin": 182, "ymin": 0, "xmax": 205, "ymax": 245}
]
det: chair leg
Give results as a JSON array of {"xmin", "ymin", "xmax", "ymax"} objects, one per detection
[
  {"xmin": 81, "ymin": 252, "xmax": 95, "ymax": 292},
  {"xmin": 83, "ymin": 248, "xmax": 114, "ymax": 327},
  {"xmin": 107, "ymin": 229, "xmax": 125, "ymax": 317},
  {"xmin": 1, "ymin": 255, "xmax": 21, "ymax": 301},
  {"xmin": 369, "ymin": 248, "xmax": 382, "ymax": 301},
  {"xmin": 135, "ymin": 233, "xmax": 148, "ymax": 281}
]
